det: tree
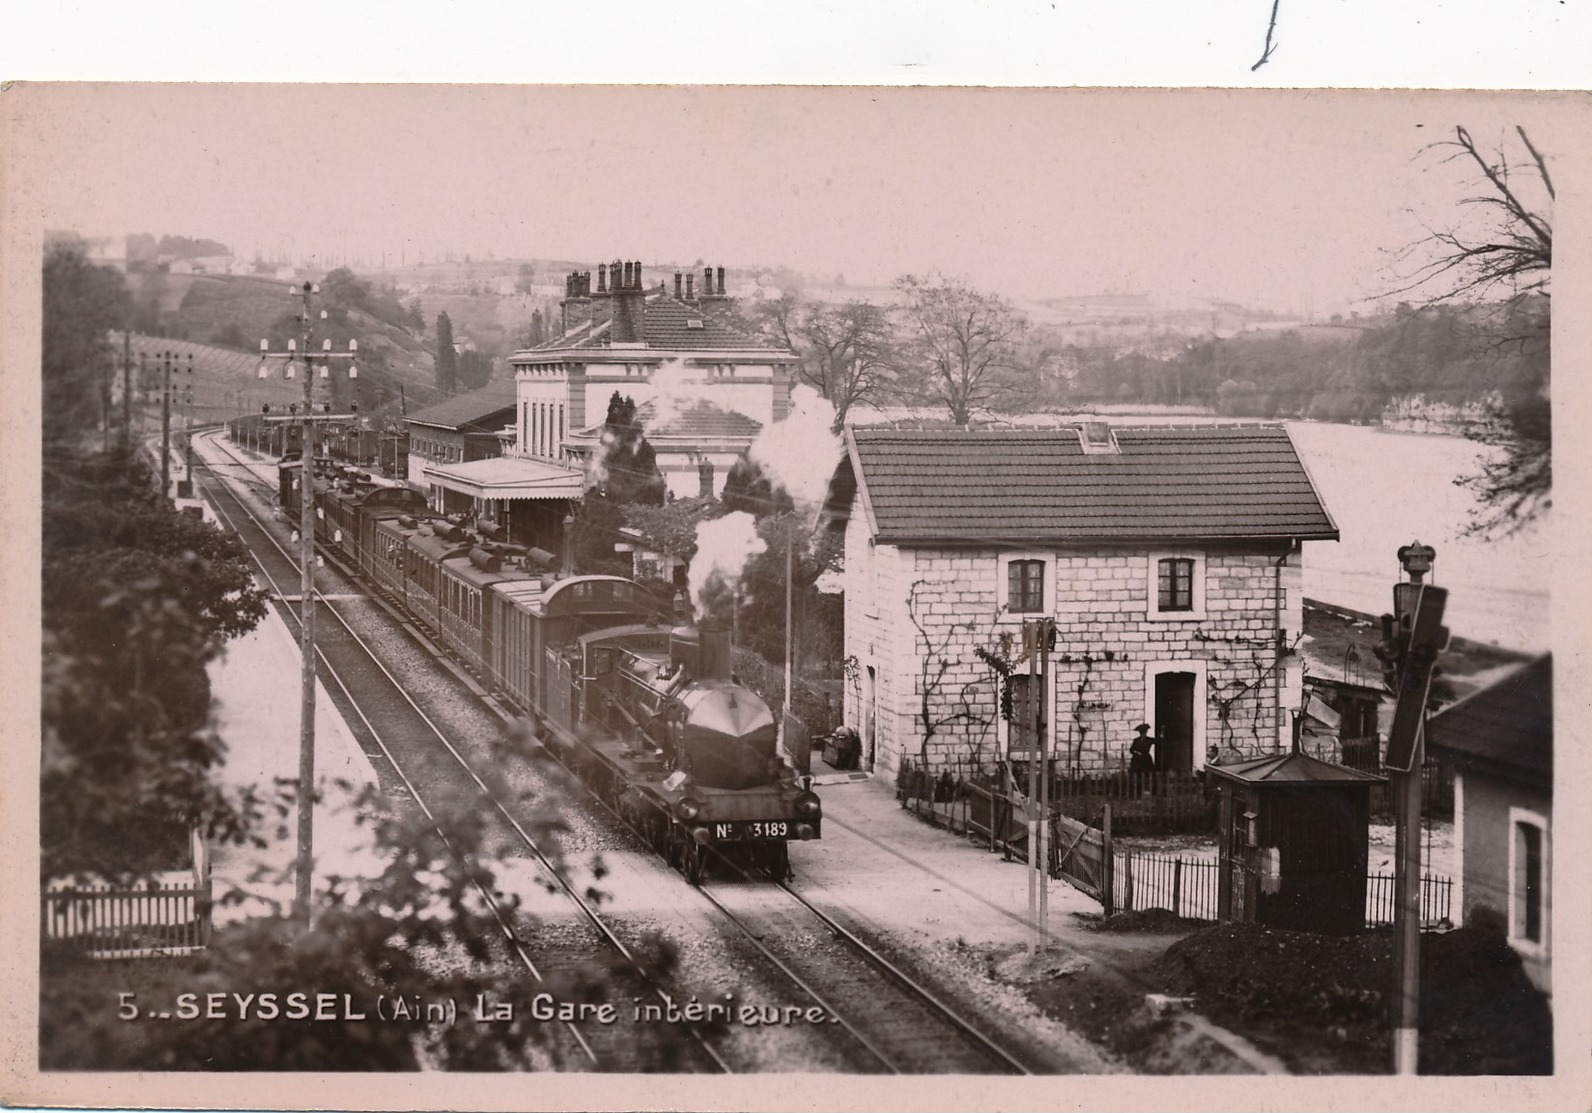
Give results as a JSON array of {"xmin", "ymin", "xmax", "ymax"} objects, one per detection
[
  {"xmin": 893, "ymin": 273, "xmax": 1030, "ymax": 424},
  {"xmin": 515, "ymin": 262, "xmax": 536, "ymax": 294},
  {"xmin": 571, "ymin": 394, "xmax": 666, "ymax": 576},
  {"xmin": 1395, "ymin": 126, "xmax": 1553, "ymax": 533},
  {"xmin": 43, "ymin": 243, "xmax": 129, "ymax": 447},
  {"xmin": 458, "ymin": 348, "xmax": 493, "ymax": 391},
  {"xmin": 41, "ymin": 447, "xmax": 269, "ymax": 880},
  {"xmin": 434, "ymin": 311, "xmax": 457, "ymax": 394},
  {"xmin": 749, "ymin": 294, "xmax": 895, "ymax": 429},
  {"xmin": 405, "ymin": 297, "xmax": 426, "ymax": 334}
]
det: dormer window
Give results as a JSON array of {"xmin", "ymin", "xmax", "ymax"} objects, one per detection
[
  {"xmin": 1078, "ymin": 421, "xmax": 1120, "ymax": 455},
  {"xmin": 686, "ymin": 318, "xmax": 705, "ymax": 330}
]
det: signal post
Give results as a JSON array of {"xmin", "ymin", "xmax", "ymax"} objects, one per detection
[{"xmin": 1374, "ymin": 541, "xmax": 1449, "ymax": 1075}]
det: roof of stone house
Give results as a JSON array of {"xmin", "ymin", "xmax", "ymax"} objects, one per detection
[
  {"xmin": 405, "ymin": 381, "xmax": 518, "ymax": 431},
  {"xmin": 842, "ymin": 423, "xmax": 1339, "ymax": 545},
  {"xmin": 530, "ymin": 288, "xmax": 784, "ymax": 353},
  {"xmin": 570, "ymin": 399, "xmax": 763, "ymax": 443},
  {"xmin": 1427, "ymin": 655, "xmax": 1552, "ymax": 784}
]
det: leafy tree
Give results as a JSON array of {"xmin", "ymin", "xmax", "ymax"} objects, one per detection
[
  {"xmin": 405, "ymin": 297, "xmax": 426, "ymax": 334},
  {"xmin": 40, "ymin": 743, "xmax": 697, "ymax": 1069},
  {"xmin": 571, "ymin": 394, "xmax": 666, "ymax": 575},
  {"xmin": 597, "ymin": 393, "xmax": 665, "ymax": 507},
  {"xmin": 720, "ymin": 453, "xmax": 793, "ymax": 519},
  {"xmin": 41, "ymin": 447, "xmax": 270, "ymax": 880},
  {"xmin": 893, "ymin": 273, "xmax": 1030, "ymax": 424},
  {"xmin": 322, "ymin": 266, "xmax": 372, "ymax": 315},
  {"xmin": 434, "ymin": 311, "xmax": 458, "ymax": 394},
  {"xmin": 43, "ymin": 243, "xmax": 129, "ymax": 447},
  {"xmin": 1389, "ymin": 126, "xmax": 1553, "ymax": 533},
  {"xmin": 457, "ymin": 348, "xmax": 492, "ymax": 391}
]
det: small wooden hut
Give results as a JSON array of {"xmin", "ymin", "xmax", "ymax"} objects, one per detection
[{"xmin": 1210, "ymin": 745, "xmax": 1384, "ymax": 934}]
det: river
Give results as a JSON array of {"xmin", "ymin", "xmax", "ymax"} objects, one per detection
[{"xmin": 1285, "ymin": 421, "xmax": 1550, "ymax": 652}]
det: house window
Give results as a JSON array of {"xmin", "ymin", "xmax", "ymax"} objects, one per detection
[
  {"xmin": 1147, "ymin": 551, "xmax": 1205, "ymax": 620},
  {"xmin": 998, "ymin": 552, "xmax": 1052, "ymax": 619},
  {"xmin": 1510, "ymin": 809, "xmax": 1549, "ymax": 951},
  {"xmin": 1008, "ymin": 559, "xmax": 1045, "ymax": 613},
  {"xmin": 1158, "ymin": 557, "xmax": 1194, "ymax": 611}
]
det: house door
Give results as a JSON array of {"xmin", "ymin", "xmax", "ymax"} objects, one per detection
[
  {"xmin": 864, "ymin": 666, "xmax": 877, "ymax": 771},
  {"xmin": 1155, "ymin": 672, "xmax": 1196, "ymax": 772}
]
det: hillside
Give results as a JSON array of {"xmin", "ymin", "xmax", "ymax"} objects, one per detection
[{"xmin": 128, "ymin": 272, "xmax": 446, "ymax": 419}]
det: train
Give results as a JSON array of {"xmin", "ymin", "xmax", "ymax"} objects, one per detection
[{"xmin": 264, "ymin": 449, "xmax": 821, "ymax": 883}]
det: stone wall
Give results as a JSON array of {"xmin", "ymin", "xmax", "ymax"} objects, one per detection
[{"xmin": 842, "ymin": 528, "xmax": 1305, "ymax": 778}]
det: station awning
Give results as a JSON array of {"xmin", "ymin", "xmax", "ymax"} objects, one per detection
[{"xmin": 422, "ymin": 456, "xmax": 585, "ymax": 500}]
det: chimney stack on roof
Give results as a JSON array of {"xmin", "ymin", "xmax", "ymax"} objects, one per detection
[
  {"xmin": 561, "ymin": 270, "xmax": 594, "ymax": 334},
  {"xmin": 611, "ymin": 255, "xmax": 645, "ymax": 344},
  {"xmin": 674, "ymin": 271, "xmax": 683, "ymax": 299},
  {"xmin": 685, "ymin": 273, "xmax": 695, "ymax": 301},
  {"xmin": 704, "ymin": 266, "xmax": 714, "ymax": 297},
  {"xmin": 716, "ymin": 266, "xmax": 726, "ymax": 297},
  {"xmin": 597, "ymin": 263, "xmax": 608, "ymax": 293}
]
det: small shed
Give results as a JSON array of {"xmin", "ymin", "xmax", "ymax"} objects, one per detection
[{"xmin": 1210, "ymin": 748, "xmax": 1385, "ymax": 934}]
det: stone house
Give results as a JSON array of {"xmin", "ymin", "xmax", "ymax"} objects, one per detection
[
  {"xmin": 1427, "ymin": 655, "xmax": 1552, "ymax": 995},
  {"xmin": 824, "ymin": 422, "xmax": 1338, "ymax": 780}
]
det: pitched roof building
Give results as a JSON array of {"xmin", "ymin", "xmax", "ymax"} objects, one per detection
[
  {"xmin": 1427, "ymin": 655, "xmax": 1553, "ymax": 994},
  {"xmin": 509, "ymin": 259, "xmax": 798, "ymax": 498},
  {"xmin": 825, "ymin": 420, "xmax": 1337, "ymax": 780}
]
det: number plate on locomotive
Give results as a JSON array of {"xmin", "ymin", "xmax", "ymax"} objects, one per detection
[{"xmin": 710, "ymin": 820, "xmax": 789, "ymax": 841}]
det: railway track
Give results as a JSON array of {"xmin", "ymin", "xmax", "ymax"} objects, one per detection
[
  {"xmin": 194, "ymin": 432, "xmax": 1039, "ymax": 1074},
  {"xmin": 194, "ymin": 435, "xmax": 728, "ymax": 1073}
]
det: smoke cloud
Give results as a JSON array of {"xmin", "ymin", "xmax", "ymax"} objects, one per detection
[
  {"xmin": 749, "ymin": 383, "xmax": 843, "ymax": 509},
  {"xmin": 688, "ymin": 511, "xmax": 765, "ymax": 624}
]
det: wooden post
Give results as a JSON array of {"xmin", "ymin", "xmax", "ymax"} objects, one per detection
[
  {"xmin": 1123, "ymin": 851, "xmax": 1135, "ymax": 913},
  {"xmin": 1172, "ymin": 857, "xmax": 1183, "ymax": 919},
  {"xmin": 1102, "ymin": 803, "xmax": 1113, "ymax": 916}
]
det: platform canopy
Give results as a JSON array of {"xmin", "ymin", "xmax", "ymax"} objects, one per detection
[{"xmin": 422, "ymin": 455, "xmax": 585, "ymax": 501}]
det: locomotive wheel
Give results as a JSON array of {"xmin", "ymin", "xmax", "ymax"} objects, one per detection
[{"xmin": 682, "ymin": 839, "xmax": 705, "ymax": 886}]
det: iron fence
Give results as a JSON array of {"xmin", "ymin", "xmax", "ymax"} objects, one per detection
[{"xmin": 1365, "ymin": 871, "xmax": 1453, "ymax": 928}]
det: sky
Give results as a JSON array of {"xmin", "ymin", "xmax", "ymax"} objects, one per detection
[{"xmin": 3, "ymin": 84, "xmax": 1582, "ymax": 319}]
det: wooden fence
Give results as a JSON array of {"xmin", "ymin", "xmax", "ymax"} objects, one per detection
[
  {"xmin": 42, "ymin": 881, "xmax": 212, "ymax": 958},
  {"xmin": 1051, "ymin": 770, "xmax": 1216, "ymax": 836}
]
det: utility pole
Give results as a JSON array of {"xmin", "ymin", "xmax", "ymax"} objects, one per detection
[
  {"xmin": 1025, "ymin": 617, "xmax": 1055, "ymax": 956},
  {"xmin": 1375, "ymin": 541, "xmax": 1449, "ymax": 1075},
  {"xmin": 160, "ymin": 351, "xmax": 172, "ymax": 501},
  {"xmin": 121, "ymin": 330, "xmax": 132, "ymax": 449},
  {"xmin": 258, "ymin": 281, "xmax": 359, "ymax": 925}
]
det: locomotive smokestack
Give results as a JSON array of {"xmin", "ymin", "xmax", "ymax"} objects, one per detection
[{"xmin": 697, "ymin": 619, "xmax": 732, "ymax": 682}]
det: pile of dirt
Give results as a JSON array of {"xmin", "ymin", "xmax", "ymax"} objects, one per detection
[
  {"xmin": 1141, "ymin": 923, "xmax": 1551, "ymax": 1074},
  {"xmin": 1076, "ymin": 908, "xmax": 1206, "ymax": 933}
]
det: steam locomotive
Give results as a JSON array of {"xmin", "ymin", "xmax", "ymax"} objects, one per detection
[{"xmin": 261, "ymin": 449, "xmax": 820, "ymax": 882}]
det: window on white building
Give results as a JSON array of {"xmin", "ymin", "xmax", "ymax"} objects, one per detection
[
  {"xmin": 1147, "ymin": 550, "xmax": 1206, "ymax": 620},
  {"xmin": 997, "ymin": 551, "xmax": 1053, "ymax": 619},
  {"xmin": 1510, "ymin": 808, "xmax": 1549, "ymax": 953}
]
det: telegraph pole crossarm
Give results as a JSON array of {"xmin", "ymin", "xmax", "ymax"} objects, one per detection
[{"xmin": 257, "ymin": 281, "xmax": 359, "ymax": 926}]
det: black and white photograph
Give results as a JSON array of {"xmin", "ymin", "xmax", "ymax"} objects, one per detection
[{"xmin": 3, "ymin": 8, "xmax": 1589, "ymax": 1111}]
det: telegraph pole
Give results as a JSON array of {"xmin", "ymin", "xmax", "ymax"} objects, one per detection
[
  {"xmin": 258, "ymin": 281, "xmax": 359, "ymax": 925},
  {"xmin": 1375, "ymin": 541, "xmax": 1449, "ymax": 1075},
  {"xmin": 160, "ymin": 351, "xmax": 172, "ymax": 501}
]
